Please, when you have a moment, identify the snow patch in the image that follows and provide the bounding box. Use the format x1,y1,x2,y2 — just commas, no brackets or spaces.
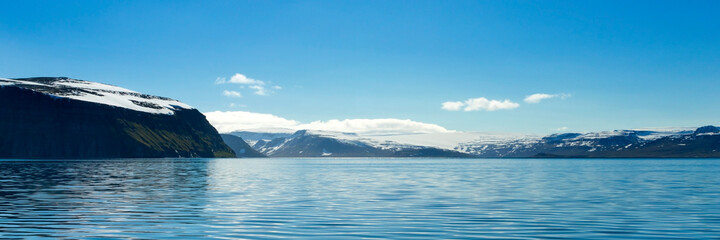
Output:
0,78,193,115
321,148,333,156
0,79,15,86
698,132,720,136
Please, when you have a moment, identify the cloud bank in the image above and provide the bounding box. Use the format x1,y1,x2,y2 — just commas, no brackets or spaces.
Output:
442,97,519,112
297,119,451,134
204,111,452,134
524,93,570,103
204,111,301,133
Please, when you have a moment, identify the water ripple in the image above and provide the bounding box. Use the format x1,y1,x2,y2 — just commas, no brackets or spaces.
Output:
1,158,719,239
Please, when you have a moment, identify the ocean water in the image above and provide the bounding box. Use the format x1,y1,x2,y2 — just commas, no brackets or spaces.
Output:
1,158,719,239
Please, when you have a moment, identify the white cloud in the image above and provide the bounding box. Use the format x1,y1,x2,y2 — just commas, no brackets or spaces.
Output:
222,90,242,98
203,111,452,134
441,101,464,111
298,119,451,134
464,98,519,111
249,85,268,96
204,111,301,133
215,73,281,96
442,97,519,112
524,93,553,103
555,126,569,131
228,73,264,85
524,93,571,104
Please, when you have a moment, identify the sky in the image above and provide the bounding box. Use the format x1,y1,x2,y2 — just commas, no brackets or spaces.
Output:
2,0,719,134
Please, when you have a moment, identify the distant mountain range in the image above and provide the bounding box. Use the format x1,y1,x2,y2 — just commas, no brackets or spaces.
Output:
2,77,717,159
226,126,720,158
0,77,234,159
222,130,470,157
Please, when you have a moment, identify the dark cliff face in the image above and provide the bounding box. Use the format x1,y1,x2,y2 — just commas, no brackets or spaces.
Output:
0,80,235,159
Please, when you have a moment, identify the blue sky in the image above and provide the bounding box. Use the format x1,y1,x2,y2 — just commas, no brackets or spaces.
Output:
2,0,719,134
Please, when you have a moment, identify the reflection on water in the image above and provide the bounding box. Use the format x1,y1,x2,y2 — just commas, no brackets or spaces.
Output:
1,158,719,239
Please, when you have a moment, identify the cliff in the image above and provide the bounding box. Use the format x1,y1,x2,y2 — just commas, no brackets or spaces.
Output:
0,77,235,159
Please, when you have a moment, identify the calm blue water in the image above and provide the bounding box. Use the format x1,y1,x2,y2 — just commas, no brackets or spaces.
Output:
1,158,719,239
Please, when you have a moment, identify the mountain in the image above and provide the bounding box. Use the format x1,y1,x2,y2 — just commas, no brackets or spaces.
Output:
455,127,718,158
508,128,719,158
220,134,265,158
465,129,688,158
0,77,235,159
231,130,472,157
228,127,719,158
594,126,720,158
229,130,293,147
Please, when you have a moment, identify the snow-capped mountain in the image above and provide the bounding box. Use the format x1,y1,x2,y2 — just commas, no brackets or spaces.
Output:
231,130,471,157
597,126,720,158
228,126,718,158
456,128,699,157
0,77,234,159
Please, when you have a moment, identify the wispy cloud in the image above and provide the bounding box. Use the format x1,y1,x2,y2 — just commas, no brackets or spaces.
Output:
555,126,569,131
215,73,280,96
442,97,519,112
249,85,267,96
228,103,246,108
222,90,242,98
203,111,452,134
524,93,571,104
